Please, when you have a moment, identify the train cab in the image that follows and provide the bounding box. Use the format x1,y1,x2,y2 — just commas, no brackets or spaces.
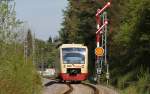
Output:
59,44,88,81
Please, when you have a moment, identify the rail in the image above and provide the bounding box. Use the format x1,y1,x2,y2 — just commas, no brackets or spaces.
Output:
44,79,99,94
81,83,99,94
63,83,73,94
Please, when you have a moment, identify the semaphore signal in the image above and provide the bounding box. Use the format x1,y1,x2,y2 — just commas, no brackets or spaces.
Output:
95,1,111,85
96,20,108,34
96,2,111,16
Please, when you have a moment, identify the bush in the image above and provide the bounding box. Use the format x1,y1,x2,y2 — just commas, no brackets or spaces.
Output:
121,69,150,94
0,44,42,94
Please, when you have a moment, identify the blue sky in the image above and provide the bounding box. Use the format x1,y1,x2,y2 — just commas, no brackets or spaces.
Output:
15,0,68,41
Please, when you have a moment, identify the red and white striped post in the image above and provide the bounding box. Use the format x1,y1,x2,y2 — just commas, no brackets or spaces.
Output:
96,1,110,47
95,1,110,84
96,2,111,16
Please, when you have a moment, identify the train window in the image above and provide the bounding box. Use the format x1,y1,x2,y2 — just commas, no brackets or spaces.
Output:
63,53,85,64
62,48,86,52
62,48,86,64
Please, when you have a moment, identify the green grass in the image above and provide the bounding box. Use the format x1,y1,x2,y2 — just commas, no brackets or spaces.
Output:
120,69,150,94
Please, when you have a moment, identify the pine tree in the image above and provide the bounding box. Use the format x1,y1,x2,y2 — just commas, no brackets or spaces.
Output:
27,29,33,57
48,36,52,43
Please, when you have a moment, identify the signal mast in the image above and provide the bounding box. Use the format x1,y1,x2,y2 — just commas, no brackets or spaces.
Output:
95,1,111,84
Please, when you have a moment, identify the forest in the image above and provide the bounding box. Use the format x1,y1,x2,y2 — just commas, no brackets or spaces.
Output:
59,0,150,93
0,0,150,94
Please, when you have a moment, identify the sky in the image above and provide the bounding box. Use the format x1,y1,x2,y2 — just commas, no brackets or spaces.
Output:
15,0,68,41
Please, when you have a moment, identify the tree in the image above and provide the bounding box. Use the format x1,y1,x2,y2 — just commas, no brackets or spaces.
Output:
59,1,150,92
27,29,32,57
109,1,150,91
59,0,104,76
48,36,52,43
0,0,42,93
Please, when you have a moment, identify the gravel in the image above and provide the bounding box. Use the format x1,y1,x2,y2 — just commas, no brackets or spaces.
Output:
70,84,94,94
43,84,69,94
42,78,119,94
95,85,119,94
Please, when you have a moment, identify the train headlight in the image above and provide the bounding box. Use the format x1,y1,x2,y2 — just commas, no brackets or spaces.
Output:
82,65,84,68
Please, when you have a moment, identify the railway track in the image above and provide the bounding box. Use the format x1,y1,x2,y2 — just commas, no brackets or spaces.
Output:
44,80,99,94
81,83,99,94
63,83,99,94
63,83,73,94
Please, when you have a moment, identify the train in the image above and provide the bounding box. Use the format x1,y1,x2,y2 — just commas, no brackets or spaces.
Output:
58,44,88,81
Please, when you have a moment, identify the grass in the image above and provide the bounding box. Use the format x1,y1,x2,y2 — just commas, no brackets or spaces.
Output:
120,69,150,94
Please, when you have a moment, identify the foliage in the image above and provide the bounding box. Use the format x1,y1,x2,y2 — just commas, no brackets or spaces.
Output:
59,0,150,93
121,69,150,94
27,29,33,57
0,1,42,94
109,0,150,93
59,0,103,76
0,44,41,94
34,38,58,70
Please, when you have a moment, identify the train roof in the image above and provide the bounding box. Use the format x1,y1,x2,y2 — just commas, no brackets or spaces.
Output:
60,44,87,48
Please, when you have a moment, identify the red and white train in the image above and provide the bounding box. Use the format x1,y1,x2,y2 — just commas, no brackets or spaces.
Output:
59,44,88,81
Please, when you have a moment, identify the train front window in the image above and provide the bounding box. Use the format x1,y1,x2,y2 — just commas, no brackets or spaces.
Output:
62,48,86,64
